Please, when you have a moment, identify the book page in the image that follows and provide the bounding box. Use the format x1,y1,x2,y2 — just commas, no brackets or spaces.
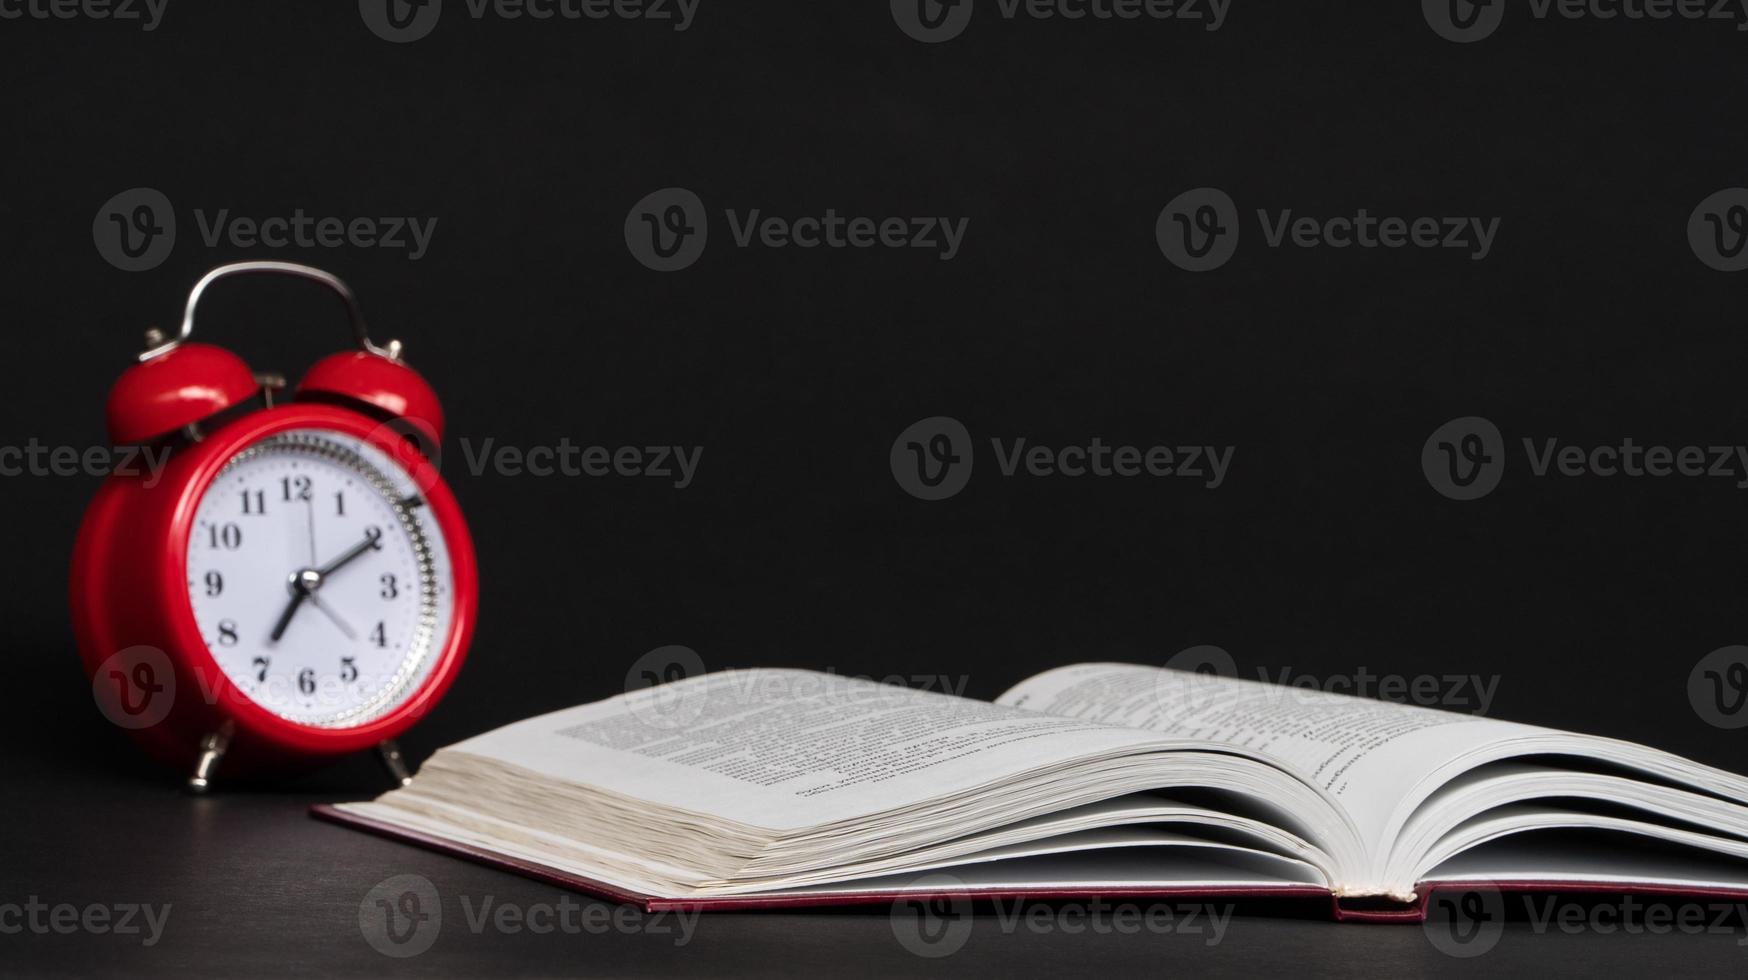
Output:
997,663,1544,851
442,669,1183,831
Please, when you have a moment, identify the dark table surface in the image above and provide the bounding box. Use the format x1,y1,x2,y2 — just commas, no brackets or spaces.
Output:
10,700,1748,980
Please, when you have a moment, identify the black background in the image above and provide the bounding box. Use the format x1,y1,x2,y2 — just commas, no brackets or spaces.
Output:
5,1,1748,975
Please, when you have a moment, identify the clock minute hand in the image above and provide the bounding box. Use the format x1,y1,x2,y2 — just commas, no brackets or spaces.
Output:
316,528,382,578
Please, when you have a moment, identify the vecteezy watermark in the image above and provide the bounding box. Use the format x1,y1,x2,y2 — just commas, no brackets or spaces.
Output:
0,0,168,30
1690,646,1748,730
1425,0,1748,44
625,187,969,272
1421,416,1505,501
1422,416,1748,501
90,642,454,729
888,875,1232,957
358,874,700,957
1690,188,1748,272
621,645,974,729
359,0,698,42
890,0,1228,44
0,439,172,487
455,438,702,489
92,188,176,272
0,897,171,947
1423,882,1748,957
1156,187,1500,271
1422,884,1506,957
890,416,1233,501
1162,645,1501,714
93,188,438,271
91,646,177,730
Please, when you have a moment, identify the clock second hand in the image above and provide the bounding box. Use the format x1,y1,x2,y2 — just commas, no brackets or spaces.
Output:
305,592,357,641
305,493,318,566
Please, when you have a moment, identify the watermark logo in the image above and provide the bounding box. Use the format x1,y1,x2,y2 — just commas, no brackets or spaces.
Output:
362,0,695,41
364,417,445,497
1423,884,1505,958
87,640,449,727
1690,188,1748,272
1422,416,1505,501
891,417,1234,500
624,644,709,729
1,439,172,486
1156,187,1239,271
1422,416,1748,500
91,646,175,730
617,648,974,731
456,438,702,488
889,874,1235,957
626,187,709,271
1163,643,1240,678
94,188,438,270
1157,188,1500,269
891,416,975,500
1689,646,1748,729
94,188,175,272
359,0,442,42
893,0,1228,41
1158,645,1502,715
0,0,167,30
360,874,442,958
363,421,703,490
1427,0,1748,41
627,187,968,269
1161,643,1241,712
0,897,171,946
889,876,974,957
1425,886,1748,955
1423,0,1504,42
891,0,974,42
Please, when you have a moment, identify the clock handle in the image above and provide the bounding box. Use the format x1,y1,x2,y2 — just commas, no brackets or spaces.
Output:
141,261,397,363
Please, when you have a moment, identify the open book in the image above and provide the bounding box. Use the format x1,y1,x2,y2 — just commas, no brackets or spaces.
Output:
316,664,1748,920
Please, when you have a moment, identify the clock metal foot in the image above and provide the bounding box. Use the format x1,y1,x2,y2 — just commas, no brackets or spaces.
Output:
378,740,414,787
186,724,233,794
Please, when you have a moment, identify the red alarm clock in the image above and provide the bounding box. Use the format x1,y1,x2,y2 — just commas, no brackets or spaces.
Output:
71,262,477,791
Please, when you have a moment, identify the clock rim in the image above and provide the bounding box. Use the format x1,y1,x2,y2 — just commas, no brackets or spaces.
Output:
73,402,478,767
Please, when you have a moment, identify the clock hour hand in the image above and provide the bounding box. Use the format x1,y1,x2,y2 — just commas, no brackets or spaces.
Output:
315,527,383,578
268,591,306,643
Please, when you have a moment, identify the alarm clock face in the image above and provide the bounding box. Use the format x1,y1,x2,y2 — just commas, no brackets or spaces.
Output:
184,429,457,728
